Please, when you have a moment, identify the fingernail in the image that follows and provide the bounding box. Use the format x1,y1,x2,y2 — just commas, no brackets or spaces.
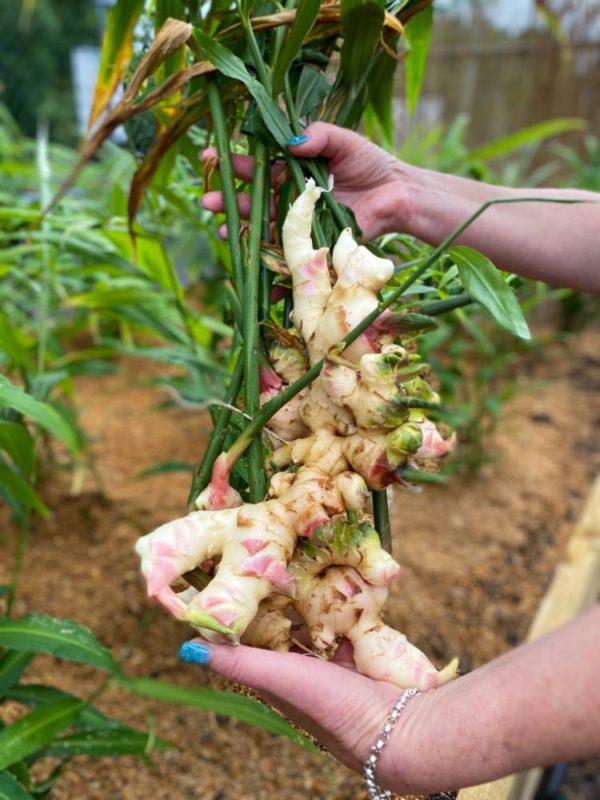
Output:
179,641,211,666
286,134,309,147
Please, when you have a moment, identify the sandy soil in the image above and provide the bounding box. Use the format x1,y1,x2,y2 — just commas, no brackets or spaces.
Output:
1,327,598,799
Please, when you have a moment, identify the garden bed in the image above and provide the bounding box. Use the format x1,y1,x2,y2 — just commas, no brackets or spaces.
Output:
2,325,599,800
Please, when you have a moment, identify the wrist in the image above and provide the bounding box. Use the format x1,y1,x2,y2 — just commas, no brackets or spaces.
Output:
384,160,425,238
374,683,448,796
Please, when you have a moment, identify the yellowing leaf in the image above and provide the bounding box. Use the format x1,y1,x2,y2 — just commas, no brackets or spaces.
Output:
89,0,146,129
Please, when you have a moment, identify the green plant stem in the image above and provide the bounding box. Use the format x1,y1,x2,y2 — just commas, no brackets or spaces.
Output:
244,143,269,501
181,567,211,591
282,73,351,236
422,292,472,316
260,157,272,322
223,196,582,466
372,491,391,553
401,468,447,484
241,13,272,89
206,79,245,302
188,354,244,506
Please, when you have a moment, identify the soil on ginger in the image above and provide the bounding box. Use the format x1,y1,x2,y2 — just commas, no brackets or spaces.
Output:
1,327,599,800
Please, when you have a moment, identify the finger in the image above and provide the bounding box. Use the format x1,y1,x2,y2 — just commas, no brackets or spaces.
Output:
202,191,277,225
202,148,286,184
201,190,252,218
286,121,366,162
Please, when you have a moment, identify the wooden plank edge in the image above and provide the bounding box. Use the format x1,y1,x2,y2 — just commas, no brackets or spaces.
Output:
456,475,600,800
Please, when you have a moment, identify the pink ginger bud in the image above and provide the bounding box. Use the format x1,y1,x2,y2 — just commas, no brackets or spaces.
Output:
195,453,242,510
416,420,456,459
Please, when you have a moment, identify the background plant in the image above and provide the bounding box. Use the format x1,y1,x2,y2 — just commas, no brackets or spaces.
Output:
1,0,598,791
0,105,308,794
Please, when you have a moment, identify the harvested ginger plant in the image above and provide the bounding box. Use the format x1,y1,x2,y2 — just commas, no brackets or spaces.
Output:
136,179,457,691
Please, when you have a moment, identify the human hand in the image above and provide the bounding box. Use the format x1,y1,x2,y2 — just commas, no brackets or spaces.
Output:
201,122,416,241
179,637,424,785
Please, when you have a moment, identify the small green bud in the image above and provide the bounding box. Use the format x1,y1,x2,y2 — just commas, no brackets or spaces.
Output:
386,423,423,465
403,377,440,403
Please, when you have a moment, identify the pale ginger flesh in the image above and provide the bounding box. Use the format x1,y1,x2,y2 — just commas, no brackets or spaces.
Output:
136,178,456,690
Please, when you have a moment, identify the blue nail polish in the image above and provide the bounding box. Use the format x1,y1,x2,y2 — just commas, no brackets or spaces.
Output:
286,134,309,147
180,641,211,666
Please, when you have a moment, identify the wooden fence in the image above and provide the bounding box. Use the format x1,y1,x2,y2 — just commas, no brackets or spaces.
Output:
399,35,600,151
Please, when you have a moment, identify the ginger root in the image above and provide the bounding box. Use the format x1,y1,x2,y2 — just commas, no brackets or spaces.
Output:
136,179,456,691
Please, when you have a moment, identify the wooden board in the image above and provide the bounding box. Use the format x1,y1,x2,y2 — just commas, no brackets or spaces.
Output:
456,475,600,800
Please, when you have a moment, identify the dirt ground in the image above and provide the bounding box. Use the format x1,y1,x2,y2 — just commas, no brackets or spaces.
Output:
1,327,599,799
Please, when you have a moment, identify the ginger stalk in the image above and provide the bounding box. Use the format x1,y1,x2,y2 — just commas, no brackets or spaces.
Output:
136,178,457,690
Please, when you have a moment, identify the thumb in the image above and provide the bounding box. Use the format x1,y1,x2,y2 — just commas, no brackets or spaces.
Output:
287,121,366,162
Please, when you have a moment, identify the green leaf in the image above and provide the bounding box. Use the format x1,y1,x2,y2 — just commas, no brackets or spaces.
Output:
366,49,397,147
0,700,82,772
136,461,195,479
272,0,321,96
90,0,147,127
295,66,330,118
0,378,81,454
340,0,385,85
5,685,121,731
0,652,34,695
0,616,117,673
117,677,316,751
468,118,587,162
0,772,34,800
0,315,34,370
68,286,173,309
0,464,48,517
44,727,170,757
404,5,433,115
449,246,531,340
192,30,293,147
0,422,35,477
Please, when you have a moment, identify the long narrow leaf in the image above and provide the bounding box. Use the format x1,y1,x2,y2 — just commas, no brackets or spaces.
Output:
0,377,81,454
89,0,146,127
0,464,48,517
0,615,117,673
404,5,433,115
0,772,33,800
340,0,385,85
117,676,316,751
192,29,293,146
44,727,170,757
0,700,82,772
449,246,531,340
272,0,321,96
0,421,34,477
5,685,122,731
469,118,587,162
0,651,33,695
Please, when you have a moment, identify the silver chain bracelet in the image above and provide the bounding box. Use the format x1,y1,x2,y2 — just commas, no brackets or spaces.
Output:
363,688,421,800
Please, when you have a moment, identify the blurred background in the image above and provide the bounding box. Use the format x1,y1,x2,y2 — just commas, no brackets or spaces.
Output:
2,0,600,161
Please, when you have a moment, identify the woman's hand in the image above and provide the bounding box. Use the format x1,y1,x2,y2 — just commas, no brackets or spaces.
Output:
179,607,600,795
201,121,416,241
285,123,415,239
179,637,415,778
202,120,600,291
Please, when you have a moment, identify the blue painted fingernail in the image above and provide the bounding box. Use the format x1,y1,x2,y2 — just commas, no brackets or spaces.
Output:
180,641,211,666
286,134,309,146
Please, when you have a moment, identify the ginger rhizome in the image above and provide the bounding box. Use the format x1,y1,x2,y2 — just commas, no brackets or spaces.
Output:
136,179,457,691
